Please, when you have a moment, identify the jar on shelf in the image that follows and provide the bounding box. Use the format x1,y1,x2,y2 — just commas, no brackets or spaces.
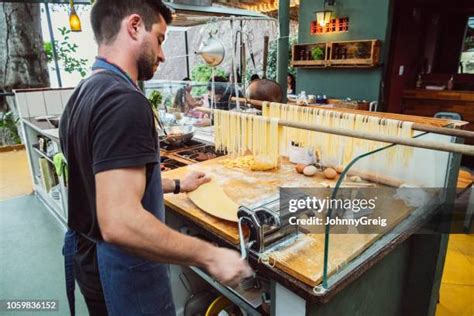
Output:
300,49,306,60
341,48,347,59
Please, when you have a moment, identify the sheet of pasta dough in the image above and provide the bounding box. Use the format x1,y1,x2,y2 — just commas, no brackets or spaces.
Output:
187,180,239,222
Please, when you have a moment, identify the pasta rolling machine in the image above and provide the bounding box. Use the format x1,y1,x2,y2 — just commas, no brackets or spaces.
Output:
237,193,319,257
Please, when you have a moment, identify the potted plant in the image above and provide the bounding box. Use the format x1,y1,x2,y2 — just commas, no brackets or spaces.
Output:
148,90,162,113
311,46,325,60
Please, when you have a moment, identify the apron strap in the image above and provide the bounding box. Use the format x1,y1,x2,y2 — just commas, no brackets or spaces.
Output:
63,229,77,316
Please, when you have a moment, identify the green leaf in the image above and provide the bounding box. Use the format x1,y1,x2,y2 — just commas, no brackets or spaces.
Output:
44,26,89,78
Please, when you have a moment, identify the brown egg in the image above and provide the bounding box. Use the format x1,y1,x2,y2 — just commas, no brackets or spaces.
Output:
335,165,345,173
323,168,338,179
295,164,307,174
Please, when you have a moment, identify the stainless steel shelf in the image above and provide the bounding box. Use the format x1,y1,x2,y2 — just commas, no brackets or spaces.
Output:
32,147,55,164
189,266,263,316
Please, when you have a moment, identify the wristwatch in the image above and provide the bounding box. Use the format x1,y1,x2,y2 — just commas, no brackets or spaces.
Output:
173,179,181,194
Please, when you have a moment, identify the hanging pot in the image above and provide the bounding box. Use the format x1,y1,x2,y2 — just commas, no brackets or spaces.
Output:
246,35,283,103
195,35,225,67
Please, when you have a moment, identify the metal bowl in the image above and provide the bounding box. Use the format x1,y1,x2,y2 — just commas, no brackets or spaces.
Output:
159,125,196,146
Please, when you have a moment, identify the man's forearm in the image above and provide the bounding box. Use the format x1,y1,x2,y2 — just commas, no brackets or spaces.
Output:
162,178,176,193
103,205,214,268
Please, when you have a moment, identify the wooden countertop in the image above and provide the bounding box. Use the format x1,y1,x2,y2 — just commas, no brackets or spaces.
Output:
162,155,471,294
403,89,474,102
163,156,343,245
458,169,473,196
162,156,418,288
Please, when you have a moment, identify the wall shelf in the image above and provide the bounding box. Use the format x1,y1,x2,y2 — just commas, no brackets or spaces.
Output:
291,39,381,68
32,146,55,164
291,43,328,68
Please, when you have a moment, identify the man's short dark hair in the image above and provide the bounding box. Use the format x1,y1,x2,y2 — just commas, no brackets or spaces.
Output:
250,74,260,81
91,0,173,44
207,76,228,95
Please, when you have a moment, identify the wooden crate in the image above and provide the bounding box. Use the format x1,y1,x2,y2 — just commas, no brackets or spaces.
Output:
328,39,381,67
291,39,381,69
291,42,328,68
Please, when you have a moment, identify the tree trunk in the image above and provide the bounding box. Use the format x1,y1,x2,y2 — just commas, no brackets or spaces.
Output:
0,3,50,145
0,3,50,96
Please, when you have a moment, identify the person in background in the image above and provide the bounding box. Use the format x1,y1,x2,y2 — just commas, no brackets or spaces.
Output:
194,75,244,126
173,77,200,113
229,67,242,84
209,76,232,110
208,75,244,110
250,74,260,82
287,73,296,95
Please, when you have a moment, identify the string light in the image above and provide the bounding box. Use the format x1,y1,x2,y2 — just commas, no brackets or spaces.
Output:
242,0,300,13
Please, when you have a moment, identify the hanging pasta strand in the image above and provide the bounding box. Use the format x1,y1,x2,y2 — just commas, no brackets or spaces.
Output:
214,109,280,170
216,102,417,172
342,113,356,165
258,102,416,168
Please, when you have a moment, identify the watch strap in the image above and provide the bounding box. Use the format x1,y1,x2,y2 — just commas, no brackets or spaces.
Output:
173,179,181,194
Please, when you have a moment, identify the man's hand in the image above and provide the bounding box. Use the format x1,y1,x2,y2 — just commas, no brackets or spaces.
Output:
181,171,211,192
204,247,253,287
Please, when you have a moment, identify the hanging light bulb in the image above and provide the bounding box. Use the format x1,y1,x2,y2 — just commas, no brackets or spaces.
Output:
315,9,332,27
69,0,82,32
314,0,334,27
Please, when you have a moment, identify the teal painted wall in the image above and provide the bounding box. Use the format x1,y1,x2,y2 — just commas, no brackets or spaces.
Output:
297,0,391,101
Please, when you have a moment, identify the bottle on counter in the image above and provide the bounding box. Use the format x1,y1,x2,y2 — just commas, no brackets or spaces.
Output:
447,75,454,90
322,94,328,104
316,95,323,104
297,91,308,105
416,74,423,89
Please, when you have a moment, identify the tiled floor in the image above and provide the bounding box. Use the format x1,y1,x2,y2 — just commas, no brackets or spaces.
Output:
0,149,472,315
436,233,474,316
0,149,32,200
0,195,88,316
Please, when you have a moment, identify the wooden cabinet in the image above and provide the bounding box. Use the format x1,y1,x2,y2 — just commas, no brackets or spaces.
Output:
291,39,381,68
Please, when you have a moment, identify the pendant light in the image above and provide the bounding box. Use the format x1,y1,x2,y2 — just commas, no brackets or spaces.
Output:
314,0,333,27
69,0,82,32
315,9,333,27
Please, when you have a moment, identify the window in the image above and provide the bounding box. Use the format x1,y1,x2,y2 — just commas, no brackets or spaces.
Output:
459,16,474,74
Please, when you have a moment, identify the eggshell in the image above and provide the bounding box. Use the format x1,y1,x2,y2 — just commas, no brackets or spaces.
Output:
295,164,307,174
349,175,363,182
303,165,318,176
323,168,338,179
335,165,345,173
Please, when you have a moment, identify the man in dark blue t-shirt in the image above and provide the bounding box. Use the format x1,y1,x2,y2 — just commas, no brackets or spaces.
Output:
59,1,252,315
